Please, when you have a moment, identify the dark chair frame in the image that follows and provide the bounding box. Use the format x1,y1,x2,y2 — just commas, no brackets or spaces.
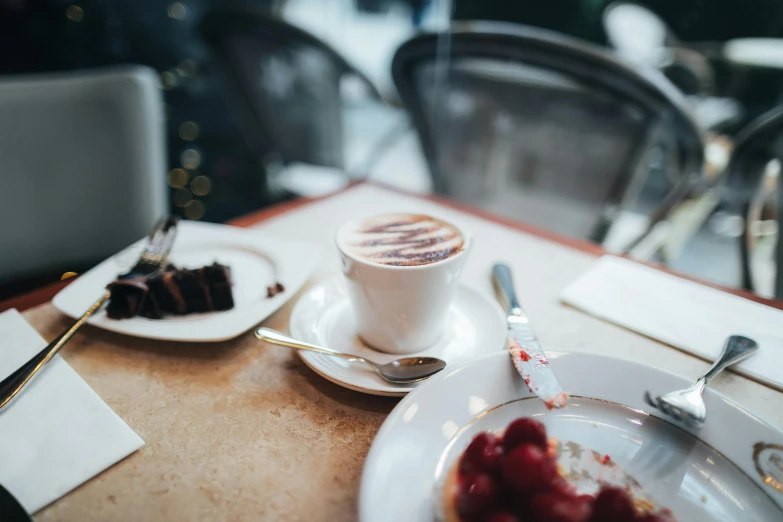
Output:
200,3,382,171
729,105,783,298
392,21,704,243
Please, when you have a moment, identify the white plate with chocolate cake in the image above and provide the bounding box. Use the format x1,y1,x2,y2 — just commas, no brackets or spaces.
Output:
52,221,318,342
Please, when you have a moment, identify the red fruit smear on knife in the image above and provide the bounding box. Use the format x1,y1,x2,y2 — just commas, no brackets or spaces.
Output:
508,340,569,408
509,339,532,361
544,393,569,410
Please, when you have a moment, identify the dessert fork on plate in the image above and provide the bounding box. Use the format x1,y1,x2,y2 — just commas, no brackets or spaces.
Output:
0,217,179,413
644,335,758,428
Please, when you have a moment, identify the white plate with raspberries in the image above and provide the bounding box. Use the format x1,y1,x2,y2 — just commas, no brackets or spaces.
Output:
360,351,783,522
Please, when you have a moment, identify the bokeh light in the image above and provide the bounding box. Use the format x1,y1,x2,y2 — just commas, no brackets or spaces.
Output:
180,148,201,169
66,5,84,22
167,2,188,20
167,168,189,188
160,71,178,90
184,200,205,220
191,175,212,196
179,121,200,141
177,59,198,78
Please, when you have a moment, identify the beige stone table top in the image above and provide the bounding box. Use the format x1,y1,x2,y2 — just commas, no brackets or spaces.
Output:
21,184,783,522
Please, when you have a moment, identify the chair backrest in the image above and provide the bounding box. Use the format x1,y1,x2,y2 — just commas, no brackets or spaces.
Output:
729,105,783,298
0,65,167,292
200,5,381,170
392,22,704,242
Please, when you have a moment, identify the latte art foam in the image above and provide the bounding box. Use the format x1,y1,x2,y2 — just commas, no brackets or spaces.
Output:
343,214,465,266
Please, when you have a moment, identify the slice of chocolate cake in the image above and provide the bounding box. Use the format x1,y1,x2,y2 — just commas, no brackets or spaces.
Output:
146,265,187,315
106,278,149,319
200,262,234,311
175,268,211,313
137,289,164,319
106,262,234,320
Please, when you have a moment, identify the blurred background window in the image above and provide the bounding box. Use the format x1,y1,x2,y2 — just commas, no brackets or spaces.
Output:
1,0,783,298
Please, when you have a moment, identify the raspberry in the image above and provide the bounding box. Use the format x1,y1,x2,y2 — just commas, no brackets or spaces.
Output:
456,472,500,518
460,432,504,476
590,487,636,521
501,444,556,492
482,510,521,522
548,475,578,498
531,492,592,522
503,418,548,451
637,514,674,522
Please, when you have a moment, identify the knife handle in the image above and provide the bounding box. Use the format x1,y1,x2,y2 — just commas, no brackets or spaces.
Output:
0,291,111,412
492,263,521,313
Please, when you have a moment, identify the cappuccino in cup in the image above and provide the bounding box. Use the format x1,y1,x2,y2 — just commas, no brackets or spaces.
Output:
337,213,471,354
339,214,465,267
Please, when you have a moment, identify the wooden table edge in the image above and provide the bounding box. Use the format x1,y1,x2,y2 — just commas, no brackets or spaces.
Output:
3,180,782,313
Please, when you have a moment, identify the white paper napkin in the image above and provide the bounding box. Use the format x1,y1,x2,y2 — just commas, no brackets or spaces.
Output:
0,309,144,513
561,255,783,391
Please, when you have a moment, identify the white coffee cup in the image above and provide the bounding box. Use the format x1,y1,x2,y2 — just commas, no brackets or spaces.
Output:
336,213,471,354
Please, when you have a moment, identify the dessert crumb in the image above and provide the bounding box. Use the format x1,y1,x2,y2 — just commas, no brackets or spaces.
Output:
266,282,285,298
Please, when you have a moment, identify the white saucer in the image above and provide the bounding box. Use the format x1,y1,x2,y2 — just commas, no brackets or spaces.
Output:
289,276,507,396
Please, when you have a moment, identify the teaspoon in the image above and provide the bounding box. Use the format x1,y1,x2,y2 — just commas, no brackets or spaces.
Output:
254,328,446,384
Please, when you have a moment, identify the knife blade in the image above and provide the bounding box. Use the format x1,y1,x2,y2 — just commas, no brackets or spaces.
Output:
492,263,567,409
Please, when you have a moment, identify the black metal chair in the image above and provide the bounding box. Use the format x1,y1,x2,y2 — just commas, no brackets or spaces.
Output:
392,22,704,244
728,105,783,298
200,4,382,174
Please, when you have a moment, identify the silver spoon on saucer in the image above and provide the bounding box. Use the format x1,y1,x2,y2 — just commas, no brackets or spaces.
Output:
254,328,447,384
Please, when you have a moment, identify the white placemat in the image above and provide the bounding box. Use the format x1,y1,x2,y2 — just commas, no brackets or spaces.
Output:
0,309,144,513
561,255,783,391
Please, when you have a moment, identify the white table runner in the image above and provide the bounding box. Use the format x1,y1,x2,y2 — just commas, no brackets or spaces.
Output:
561,256,783,391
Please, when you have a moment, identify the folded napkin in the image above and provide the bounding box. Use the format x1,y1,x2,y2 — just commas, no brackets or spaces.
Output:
561,256,783,392
0,309,143,513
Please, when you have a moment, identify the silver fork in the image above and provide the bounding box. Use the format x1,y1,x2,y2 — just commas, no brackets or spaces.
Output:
644,335,759,428
0,217,179,412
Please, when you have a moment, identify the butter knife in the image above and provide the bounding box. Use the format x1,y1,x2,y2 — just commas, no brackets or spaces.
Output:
492,263,567,409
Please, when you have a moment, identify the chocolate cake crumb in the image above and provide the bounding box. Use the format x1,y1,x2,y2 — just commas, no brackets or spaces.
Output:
266,282,285,298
